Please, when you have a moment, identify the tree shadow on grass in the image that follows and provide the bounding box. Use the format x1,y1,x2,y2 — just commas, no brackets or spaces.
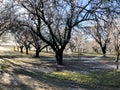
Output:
2,60,96,90
21,59,117,73
0,50,35,59
12,66,120,90
0,82,33,90
1,58,120,90
0,51,120,90
12,67,97,90
0,72,33,90
0,54,31,59
2,55,118,74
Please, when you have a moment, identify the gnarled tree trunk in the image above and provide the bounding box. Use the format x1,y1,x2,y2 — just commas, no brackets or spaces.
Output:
55,51,63,65
102,46,106,57
35,49,40,57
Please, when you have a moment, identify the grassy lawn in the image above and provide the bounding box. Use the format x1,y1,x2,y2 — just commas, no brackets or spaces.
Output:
45,70,120,87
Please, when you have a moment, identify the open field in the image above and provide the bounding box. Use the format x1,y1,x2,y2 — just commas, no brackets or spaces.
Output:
0,46,119,90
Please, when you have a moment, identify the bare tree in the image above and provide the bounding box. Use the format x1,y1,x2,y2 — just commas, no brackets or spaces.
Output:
0,1,15,35
14,31,24,53
84,2,112,56
85,19,111,57
30,30,48,57
22,29,32,54
84,0,120,57
16,0,102,65
13,26,32,54
110,20,120,62
70,29,87,56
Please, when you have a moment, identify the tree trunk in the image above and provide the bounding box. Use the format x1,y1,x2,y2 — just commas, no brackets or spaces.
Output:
116,62,119,69
102,47,106,57
20,46,23,53
99,43,107,57
55,51,63,65
26,47,29,54
35,49,40,57
78,48,80,58
116,52,120,62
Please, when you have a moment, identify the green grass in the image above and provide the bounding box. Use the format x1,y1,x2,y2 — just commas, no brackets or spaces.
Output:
46,71,92,83
46,71,120,87
91,71,120,86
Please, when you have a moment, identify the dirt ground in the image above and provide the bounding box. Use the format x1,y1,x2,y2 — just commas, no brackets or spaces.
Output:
0,46,119,90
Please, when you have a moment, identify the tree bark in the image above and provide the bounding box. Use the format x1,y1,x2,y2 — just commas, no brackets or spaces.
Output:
25,47,29,54
20,46,23,53
116,52,120,62
35,49,40,57
55,51,63,65
102,47,106,57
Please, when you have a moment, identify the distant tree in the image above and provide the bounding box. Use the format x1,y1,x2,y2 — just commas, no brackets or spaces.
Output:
0,1,15,36
91,41,100,54
13,26,32,54
22,29,32,54
65,41,76,53
14,31,24,53
110,20,120,62
84,0,118,56
70,30,87,56
85,18,111,57
30,30,48,57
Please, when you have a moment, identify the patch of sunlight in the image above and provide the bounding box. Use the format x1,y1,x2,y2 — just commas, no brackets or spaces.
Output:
12,58,39,63
46,71,120,87
0,73,12,85
46,71,92,83
18,74,54,90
